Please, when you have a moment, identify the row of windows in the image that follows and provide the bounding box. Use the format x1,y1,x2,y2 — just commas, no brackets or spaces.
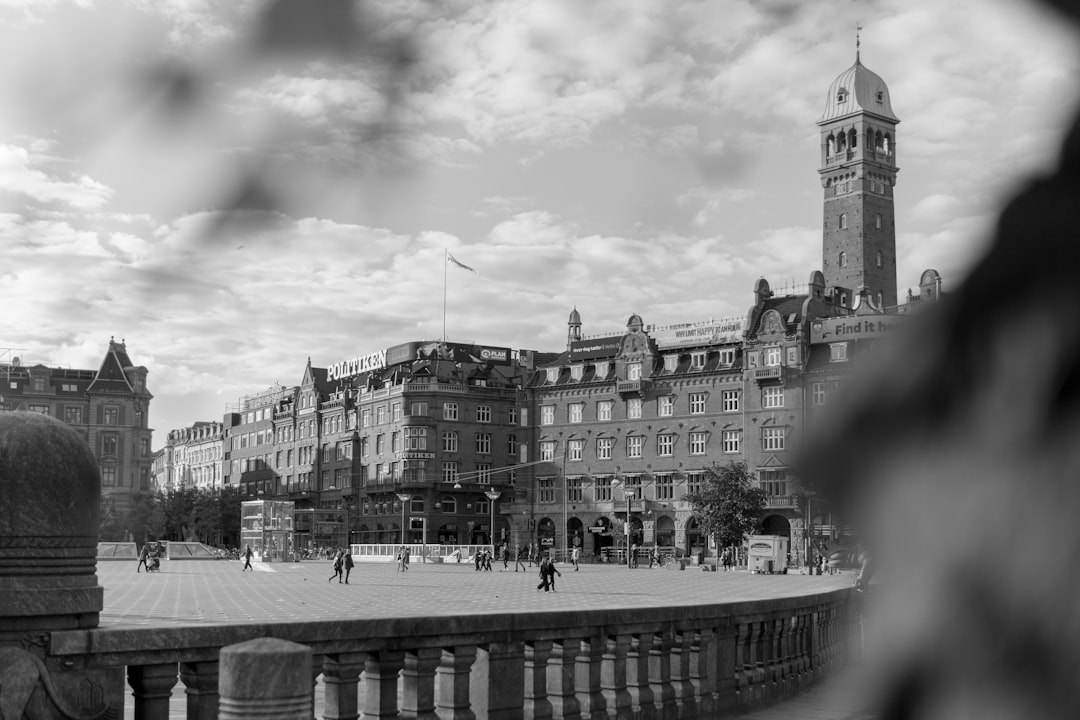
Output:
538,427,785,460
836,212,884,231
539,471,790,504
541,391,739,426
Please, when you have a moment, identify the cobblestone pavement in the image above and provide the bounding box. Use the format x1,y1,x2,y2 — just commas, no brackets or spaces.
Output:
101,559,853,627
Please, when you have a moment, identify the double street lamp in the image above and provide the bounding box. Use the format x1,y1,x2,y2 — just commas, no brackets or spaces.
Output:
610,478,636,569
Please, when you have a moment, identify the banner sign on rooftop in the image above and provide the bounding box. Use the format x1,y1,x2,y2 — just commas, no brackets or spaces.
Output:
650,319,745,349
809,315,902,344
569,336,623,361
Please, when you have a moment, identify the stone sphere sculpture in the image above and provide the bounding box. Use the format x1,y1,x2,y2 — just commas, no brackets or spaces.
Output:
0,411,103,636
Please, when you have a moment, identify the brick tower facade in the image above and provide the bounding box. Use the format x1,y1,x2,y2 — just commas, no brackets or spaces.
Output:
818,46,900,310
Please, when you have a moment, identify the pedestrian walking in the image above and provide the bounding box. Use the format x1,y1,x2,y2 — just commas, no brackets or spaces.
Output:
514,544,527,572
329,549,344,583
242,544,254,572
721,547,733,571
343,550,354,584
630,543,639,568
649,547,659,569
537,557,562,592
403,545,410,571
502,543,509,570
571,546,580,571
529,544,538,567
137,543,149,573
474,548,482,571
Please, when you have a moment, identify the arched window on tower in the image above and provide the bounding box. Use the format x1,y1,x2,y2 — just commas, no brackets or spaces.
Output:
827,134,835,155
839,213,848,230
875,214,882,230
883,134,892,155
848,129,857,149
876,251,883,268
877,291,884,307
839,251,847,267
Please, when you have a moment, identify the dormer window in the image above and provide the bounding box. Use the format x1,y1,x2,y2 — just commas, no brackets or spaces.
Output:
691,352,707,370
876,90,884,103
836,88,848,103
626,362,642,381
545,367,559,383
595,361,610,378
570,365,583,381
663,355,679,372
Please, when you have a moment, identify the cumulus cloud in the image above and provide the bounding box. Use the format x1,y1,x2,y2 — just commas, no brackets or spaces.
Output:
0,144,113,210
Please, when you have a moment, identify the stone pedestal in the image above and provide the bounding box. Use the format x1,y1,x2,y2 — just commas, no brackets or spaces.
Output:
0,411,103,636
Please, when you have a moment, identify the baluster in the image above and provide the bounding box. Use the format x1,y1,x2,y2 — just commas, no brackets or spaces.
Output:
648,630,675,720
751,621,767,705
128,662,178,720
575,635,606,720
795,614,810,684
599,634,631,718
547,638,581,720
688,628,715,718
778,617,794,698
218,638,311,720
714,623,737,713
765,618,782,701
436,645,477,720
733,622,750,706
625,634,655,719
324,652,366,720
312,654,326,719
401,648,441,720
179,660,218,720
361,650,405,719
666,630,692,720
523,640,553,720
808,610,821,681
470,642,523,720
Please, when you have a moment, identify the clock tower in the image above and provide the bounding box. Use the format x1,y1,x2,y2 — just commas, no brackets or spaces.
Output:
818,43,900,310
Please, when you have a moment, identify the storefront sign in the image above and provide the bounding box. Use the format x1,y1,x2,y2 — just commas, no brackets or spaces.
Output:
327,350,387,381
396,451,435,460
650,318,744,349
809,315,902,344
569,336,622,361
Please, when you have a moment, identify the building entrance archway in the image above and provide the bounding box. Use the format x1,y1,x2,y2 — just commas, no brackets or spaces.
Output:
654,515,675,548
567,517,584,552
761,514,791,538
685,517,704,558
536,517,556,552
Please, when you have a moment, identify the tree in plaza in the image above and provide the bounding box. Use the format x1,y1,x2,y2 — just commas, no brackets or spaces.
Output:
98,497,126,541
684,462,768,550
218,486,242,548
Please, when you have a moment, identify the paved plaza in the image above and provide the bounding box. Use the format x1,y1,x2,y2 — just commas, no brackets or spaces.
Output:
99,558,853,627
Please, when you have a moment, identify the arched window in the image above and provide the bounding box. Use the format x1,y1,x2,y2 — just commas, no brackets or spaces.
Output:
883,134,891,154
876,251,883,267
839,251,847,267
876,291,884,307
442,496,456,513
848,128,857,149
875,214,882,230
827,134,835,155
839,213,848,230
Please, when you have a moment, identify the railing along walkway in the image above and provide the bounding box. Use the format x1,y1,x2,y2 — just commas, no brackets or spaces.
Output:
50,589,854,719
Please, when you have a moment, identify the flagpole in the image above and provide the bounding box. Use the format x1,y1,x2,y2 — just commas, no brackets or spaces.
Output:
442,249,448,345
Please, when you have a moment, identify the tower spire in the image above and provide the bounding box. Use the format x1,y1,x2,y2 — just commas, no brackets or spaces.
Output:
856,23,862,63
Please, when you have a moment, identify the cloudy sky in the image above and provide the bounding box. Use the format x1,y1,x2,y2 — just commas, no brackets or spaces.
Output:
2,0,1078,443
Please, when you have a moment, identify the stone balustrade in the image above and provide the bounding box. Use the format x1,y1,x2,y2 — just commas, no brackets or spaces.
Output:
46,588,852,719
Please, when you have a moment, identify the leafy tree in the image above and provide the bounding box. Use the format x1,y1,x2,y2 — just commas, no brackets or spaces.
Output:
98,497,126,541
684,462,767,550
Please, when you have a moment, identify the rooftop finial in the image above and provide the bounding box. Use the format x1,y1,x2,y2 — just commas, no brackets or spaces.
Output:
856,23,862,63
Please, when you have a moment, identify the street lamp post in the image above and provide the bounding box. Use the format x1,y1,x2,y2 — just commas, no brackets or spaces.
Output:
484,489,501,552
397,493,412,546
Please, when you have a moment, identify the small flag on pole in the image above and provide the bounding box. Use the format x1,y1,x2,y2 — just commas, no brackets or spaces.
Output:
446,251,478,274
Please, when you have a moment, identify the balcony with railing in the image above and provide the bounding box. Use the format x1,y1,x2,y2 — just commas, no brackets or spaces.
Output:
752,366,783,382
616,378,651,397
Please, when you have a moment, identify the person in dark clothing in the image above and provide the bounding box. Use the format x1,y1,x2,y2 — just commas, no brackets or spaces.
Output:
502,544,509,570
537,557,562,592
343,550,354,584
474,549,482,571
242,544,253,571
515,544,527,572
137,543,149,573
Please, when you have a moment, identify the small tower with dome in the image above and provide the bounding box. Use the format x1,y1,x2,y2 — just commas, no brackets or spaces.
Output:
566,307,582,350
818,32,900,310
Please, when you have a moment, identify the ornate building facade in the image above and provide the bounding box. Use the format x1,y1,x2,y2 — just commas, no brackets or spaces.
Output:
0,338,153,511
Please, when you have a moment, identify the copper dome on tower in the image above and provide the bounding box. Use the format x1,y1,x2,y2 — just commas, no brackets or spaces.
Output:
818,56,899,125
